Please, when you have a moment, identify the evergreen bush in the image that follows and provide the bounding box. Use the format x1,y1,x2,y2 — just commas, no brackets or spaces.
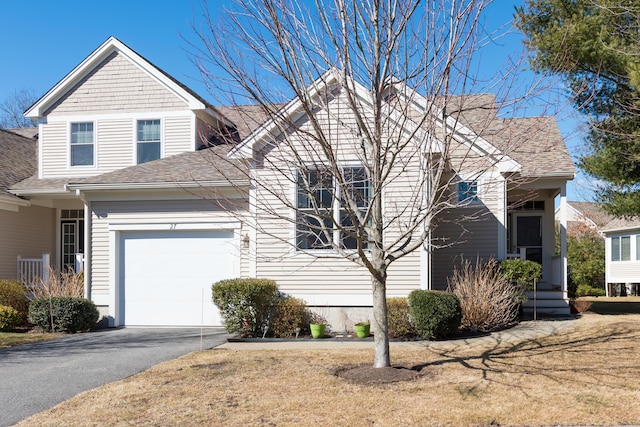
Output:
0,279,29,324
387,297,416,338
272,296,308,337
28,297,99,333
212,278,279,337
0,305,21,331
408,290,461,339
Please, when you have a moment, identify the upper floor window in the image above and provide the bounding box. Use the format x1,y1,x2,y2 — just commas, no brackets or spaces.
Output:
296,167,370,250
70,122,94,166
458,180,478,203
611,235,631,261
137,119,161,164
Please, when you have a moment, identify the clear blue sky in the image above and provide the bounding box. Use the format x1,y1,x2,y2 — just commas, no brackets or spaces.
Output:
0,0,594,201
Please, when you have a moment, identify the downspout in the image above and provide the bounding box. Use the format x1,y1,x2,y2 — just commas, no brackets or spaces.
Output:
75,189,91,300
559,184,568,297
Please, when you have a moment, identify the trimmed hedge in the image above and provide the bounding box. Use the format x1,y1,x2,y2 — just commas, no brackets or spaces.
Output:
272,296,308,337
212,278,279,337
28,297,99,333
499,259,542,288
0,305,21,332
408,290,461,339
0,279,29,324
387,297,415,338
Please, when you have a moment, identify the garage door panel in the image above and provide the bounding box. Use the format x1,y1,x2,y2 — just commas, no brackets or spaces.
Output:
120,230,235,326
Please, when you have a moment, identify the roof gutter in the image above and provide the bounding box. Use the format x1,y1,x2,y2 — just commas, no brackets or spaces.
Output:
65,179,250,192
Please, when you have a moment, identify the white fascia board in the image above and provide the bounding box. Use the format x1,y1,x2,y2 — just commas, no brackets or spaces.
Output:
26,37,205,118
601,225,640,235
66,180,250,192
229,69,340,159
8,187,70,198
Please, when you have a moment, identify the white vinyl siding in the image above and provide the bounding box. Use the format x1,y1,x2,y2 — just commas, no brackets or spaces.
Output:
606,232,640,284
40,114,196,178
89,199,249,305
0,206,56,279
164,116,193,157
252,92,423,305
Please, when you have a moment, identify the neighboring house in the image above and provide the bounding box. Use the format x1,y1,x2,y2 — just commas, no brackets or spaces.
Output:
601,217,640,296
5,37,575,327
557,201,640,296
0,128,55,280
557,201,615,233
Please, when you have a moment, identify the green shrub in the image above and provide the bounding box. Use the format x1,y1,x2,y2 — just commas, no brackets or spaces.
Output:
0,279,29,324
499,259,542,289
272,296,308,337
408,290,461,339
387,297,416,338
576,283,606,297
28,297,99,333
0,305,21,331
212,278,279,337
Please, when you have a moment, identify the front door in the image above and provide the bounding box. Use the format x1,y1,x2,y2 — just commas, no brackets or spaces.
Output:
513,215,543,265
60,209,84,272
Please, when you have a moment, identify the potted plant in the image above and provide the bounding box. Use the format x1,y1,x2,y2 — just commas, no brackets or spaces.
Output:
308,311,326,339
354,321,370,338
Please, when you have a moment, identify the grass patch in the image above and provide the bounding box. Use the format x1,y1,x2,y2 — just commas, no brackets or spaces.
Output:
0,331,60,349
580,296,640,315
14,314,640,426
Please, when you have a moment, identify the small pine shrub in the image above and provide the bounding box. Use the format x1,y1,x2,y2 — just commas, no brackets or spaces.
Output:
0,305,21,331
272,296,308,337
408,290,461,339
387,297,416,338
212,278,279,337
0,279,29,324
576,284,606,297
28,297,99,333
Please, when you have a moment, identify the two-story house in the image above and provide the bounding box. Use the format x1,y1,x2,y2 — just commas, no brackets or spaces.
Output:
5,37,575,327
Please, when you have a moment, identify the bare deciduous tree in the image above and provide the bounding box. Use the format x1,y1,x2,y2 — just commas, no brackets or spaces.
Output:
0,89,39,129
189,0,558,368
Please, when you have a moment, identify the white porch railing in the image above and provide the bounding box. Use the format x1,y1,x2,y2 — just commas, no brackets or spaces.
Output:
17,254,50,288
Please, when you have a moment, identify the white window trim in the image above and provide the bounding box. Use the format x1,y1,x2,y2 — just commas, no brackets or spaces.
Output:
68,121,97,169
292,162,370,253
134,118,164,165
611,234,632,262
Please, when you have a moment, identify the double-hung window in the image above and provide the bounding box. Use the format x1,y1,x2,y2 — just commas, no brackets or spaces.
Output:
296,166,370,250
611,235,631,261
70,122,94,166
137,119,161,164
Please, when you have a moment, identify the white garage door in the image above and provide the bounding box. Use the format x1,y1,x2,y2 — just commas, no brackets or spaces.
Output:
119,230,236,326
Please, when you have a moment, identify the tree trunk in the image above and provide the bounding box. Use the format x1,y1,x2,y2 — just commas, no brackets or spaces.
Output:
371,273,390,368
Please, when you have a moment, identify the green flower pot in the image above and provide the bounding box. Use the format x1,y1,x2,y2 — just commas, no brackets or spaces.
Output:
310,323,326,339
354,322,370,338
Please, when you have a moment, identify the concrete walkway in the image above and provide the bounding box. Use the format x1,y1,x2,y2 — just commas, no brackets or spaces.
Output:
0,328,228,427
217,318,577,351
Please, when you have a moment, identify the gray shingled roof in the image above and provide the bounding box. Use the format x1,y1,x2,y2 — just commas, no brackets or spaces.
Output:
0,129,36,199
70,144,249,187
447,95,575,178
567,201,640,233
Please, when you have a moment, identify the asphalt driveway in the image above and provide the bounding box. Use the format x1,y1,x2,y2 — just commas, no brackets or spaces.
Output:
0,327,229,427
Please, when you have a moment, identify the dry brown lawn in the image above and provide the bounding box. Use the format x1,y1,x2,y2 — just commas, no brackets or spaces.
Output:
16,313,640,427
0,331,60,349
